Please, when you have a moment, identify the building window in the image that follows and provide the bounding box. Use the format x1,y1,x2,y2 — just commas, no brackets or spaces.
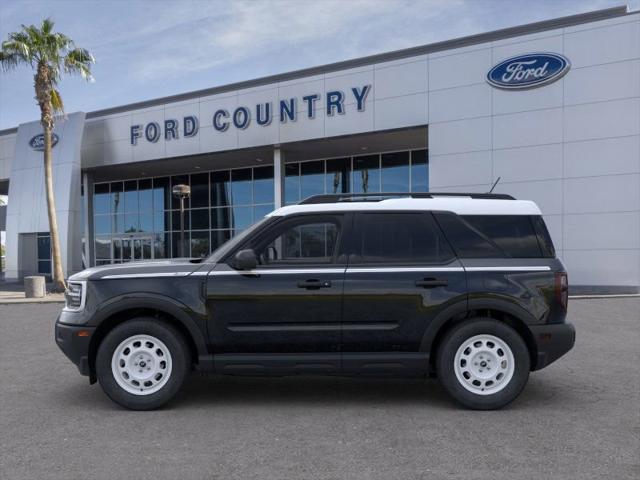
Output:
92,164,274,264
284,148,429,203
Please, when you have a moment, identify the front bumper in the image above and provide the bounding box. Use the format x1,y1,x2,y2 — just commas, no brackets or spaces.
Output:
55,319,95,376
529,322,576,371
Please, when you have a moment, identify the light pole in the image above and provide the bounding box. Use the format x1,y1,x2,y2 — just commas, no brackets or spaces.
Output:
172,184,191,258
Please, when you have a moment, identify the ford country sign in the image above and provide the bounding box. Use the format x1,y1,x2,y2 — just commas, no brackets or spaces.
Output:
487,53,570,90
29,133,59,151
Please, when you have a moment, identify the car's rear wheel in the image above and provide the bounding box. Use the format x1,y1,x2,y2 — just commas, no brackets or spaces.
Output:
436,318,530,410
96,318,191,410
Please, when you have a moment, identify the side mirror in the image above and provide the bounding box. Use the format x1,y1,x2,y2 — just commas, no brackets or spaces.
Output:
233,249,258,270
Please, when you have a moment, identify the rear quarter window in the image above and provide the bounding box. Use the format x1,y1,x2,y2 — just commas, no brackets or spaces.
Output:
434,213,554,258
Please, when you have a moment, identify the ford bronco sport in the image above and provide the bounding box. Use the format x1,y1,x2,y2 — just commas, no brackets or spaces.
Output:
56,192,575,410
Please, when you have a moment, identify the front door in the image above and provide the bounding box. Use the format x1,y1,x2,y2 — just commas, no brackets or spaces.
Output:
341,212,467,371
206,214,347,363
114,235,153,262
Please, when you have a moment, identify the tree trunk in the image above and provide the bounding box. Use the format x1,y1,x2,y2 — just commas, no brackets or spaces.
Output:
43,122,66,292
36,63,65,292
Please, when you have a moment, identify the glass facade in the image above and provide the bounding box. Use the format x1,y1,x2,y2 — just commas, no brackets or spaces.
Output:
91,149,427,264
284,149,428,204
93,166,274,264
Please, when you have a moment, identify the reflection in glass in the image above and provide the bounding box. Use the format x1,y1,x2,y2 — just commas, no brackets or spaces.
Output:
211,230,232,251
138,179,153,211
301,161,324,200
191,208,209,230
232,205,253,230
124,180,138,212
172,210,190,231
254,204,274,221
139,213,153,232
94,215,111,235
94,184,110,214
211,207,231,229
381,152,410,192
154,233,168,259
285,163,300,205
190,231,210,258
111,182,123,216
190,173,209,208
113,238,122,261
325,158,350,194
124,213,139,232
210,171,231,207
253,166,274,204
153,212,167,232
231,168,252,205
352,155,380,193
153,177,170,211
95,236,111,259
411,149,429,192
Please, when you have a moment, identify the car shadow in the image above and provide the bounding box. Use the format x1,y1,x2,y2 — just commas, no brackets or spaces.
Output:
54,371,578,412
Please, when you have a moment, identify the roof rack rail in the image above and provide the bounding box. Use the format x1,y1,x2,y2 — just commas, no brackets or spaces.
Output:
298,192,515,204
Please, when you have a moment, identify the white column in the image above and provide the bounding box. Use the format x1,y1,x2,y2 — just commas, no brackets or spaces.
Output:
82,172,94,268
273,147,285,208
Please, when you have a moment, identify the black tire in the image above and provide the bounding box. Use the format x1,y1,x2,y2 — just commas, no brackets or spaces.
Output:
436,318,530,410
96,318,191,410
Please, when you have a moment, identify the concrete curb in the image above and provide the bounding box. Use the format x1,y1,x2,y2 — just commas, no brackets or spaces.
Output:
0,296,65,305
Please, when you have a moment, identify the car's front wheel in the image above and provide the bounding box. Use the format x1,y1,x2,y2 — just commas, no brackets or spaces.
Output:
96,318,191,410
436,319,530,410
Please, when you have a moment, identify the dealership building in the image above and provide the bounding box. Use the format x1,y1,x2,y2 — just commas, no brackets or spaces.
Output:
0,5,639,293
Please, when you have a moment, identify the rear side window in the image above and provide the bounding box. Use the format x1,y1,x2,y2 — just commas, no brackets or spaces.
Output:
531,215,556,257
353,213,454,264
435,213,554,258
462,215,543,258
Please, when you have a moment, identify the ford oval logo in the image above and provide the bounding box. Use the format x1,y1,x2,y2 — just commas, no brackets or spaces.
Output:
487,53,570,90
29,133,59,151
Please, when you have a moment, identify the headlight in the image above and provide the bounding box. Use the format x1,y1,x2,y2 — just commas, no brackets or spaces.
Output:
64,281,86,311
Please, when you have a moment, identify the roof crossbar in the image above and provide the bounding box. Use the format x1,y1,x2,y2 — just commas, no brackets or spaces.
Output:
298,192,515,204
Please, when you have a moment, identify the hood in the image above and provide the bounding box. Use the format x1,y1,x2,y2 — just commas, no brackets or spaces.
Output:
68,259,206,281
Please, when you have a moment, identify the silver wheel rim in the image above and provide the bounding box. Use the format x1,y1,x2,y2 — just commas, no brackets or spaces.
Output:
111,334,173,396
453,334,515,395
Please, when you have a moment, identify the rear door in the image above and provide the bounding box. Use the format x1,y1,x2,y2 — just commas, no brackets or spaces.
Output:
341,212,467,366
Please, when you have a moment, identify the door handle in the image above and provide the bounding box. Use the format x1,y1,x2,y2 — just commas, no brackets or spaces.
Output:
297,279,332,290
415,278,448,288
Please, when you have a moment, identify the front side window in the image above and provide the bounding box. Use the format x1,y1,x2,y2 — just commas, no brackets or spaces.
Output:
353,213,454,264
252,216,342,265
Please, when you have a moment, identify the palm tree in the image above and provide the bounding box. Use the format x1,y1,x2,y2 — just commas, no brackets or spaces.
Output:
0,18,94,292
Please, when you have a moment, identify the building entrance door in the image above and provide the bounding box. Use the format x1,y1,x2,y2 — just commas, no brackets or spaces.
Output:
114,235,153,262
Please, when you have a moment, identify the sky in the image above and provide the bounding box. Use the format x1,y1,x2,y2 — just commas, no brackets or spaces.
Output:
0,0,636,130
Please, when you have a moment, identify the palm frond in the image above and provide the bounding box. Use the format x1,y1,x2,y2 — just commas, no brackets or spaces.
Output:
64,47,94,81
50,88,64,113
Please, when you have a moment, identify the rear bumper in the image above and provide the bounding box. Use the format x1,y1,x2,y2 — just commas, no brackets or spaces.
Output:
529,322,576,371
55,319,95,376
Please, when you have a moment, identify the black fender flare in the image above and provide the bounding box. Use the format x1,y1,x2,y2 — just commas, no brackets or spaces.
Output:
419,295,537,353
89,293,209,359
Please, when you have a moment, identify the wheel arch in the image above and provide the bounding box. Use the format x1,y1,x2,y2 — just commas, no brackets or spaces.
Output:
422,297,539,372
87,295,208,383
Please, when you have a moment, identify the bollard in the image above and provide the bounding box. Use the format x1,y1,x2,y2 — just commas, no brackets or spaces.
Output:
24,276,46,298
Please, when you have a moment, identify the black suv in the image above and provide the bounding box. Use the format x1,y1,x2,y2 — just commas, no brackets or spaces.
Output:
56,193,575,410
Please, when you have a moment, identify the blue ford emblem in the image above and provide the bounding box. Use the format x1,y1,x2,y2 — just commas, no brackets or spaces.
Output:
487,53,570,90
29,133,59,151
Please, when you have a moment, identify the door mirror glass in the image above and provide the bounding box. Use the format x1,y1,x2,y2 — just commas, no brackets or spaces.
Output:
233,249,258,270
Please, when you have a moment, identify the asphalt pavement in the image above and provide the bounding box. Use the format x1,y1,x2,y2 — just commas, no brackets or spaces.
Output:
0,298,638,480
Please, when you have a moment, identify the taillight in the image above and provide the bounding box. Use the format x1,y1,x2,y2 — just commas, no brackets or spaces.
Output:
555,271,568,311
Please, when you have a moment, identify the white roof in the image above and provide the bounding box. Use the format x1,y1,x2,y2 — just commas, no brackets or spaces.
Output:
269,197,542,217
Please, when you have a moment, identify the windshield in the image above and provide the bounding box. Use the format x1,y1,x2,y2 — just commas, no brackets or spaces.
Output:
205,217,272,264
